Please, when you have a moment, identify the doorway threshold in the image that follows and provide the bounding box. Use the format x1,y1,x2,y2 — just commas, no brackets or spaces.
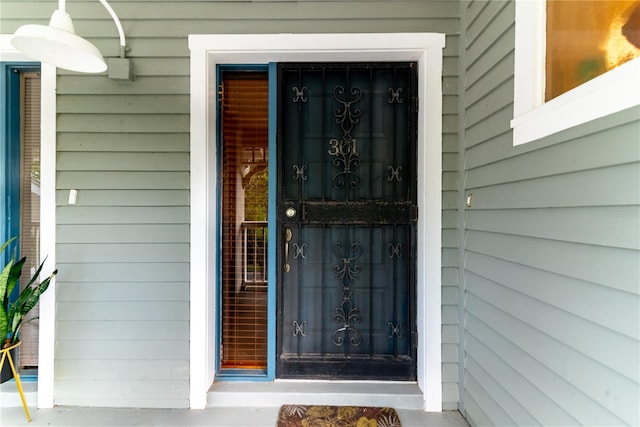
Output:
207,381,424,410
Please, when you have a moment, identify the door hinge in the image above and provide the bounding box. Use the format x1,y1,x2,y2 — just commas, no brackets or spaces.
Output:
412,331,418,348
218,84,224,102
411,205,418,222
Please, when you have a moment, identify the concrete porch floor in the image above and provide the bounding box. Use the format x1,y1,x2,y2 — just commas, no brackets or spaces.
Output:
1,381,469,426
1,406,469,426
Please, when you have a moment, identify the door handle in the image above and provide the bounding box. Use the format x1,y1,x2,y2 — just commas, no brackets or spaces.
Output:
284,227,292,272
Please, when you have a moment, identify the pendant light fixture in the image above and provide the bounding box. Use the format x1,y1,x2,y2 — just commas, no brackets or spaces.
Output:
11,0,133,80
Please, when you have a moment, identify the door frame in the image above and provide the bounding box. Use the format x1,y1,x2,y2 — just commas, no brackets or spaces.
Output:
188,33,445,410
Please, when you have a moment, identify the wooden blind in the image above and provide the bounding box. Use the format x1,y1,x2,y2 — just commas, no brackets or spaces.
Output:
19,71,41,368
220,72,269,370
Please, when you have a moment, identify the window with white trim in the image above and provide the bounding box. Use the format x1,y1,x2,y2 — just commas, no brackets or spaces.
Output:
511,0,640,146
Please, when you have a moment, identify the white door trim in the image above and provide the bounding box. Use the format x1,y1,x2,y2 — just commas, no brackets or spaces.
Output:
188,33,445,411
0,35,57,408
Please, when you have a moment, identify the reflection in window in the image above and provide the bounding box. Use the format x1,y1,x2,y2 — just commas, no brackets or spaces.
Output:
546,1,640,100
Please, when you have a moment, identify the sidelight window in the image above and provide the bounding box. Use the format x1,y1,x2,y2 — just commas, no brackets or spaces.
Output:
219,70,269,372
1,66,42,371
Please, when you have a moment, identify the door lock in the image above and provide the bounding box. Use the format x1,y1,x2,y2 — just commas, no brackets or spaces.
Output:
285,207,297,218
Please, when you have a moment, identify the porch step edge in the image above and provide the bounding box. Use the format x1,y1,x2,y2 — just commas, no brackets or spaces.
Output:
207,381,424,410
0,380,37,408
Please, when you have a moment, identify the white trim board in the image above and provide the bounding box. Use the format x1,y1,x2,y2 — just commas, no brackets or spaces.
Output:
0,34,57,409
188,33,445,411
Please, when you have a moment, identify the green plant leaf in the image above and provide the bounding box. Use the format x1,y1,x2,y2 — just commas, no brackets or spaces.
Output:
7,268,57,343
10,313,24,337
0,304,7,342
0,237,19,303
14,270,55,313
7,257,26,299
0,260,14,340
0,260,14,304
0,237,17,256
24,255,47,288
1,237,57,346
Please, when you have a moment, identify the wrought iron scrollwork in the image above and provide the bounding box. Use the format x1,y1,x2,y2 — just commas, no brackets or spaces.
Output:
388,87,404,104
328,86,362,189
293,242,307,259
293,164,308,181
292,86,307,103
388,322,402,338
292,321,307,337
332,242,362,347
388,243,403,259
387,165,403,182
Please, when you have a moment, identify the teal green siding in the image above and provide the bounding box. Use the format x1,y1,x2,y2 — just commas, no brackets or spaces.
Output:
1,0,462,409
460,1,639,426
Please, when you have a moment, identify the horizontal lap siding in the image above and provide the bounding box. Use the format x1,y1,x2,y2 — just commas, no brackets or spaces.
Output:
1,0,462,409
442,23,462,409
462,1,640,426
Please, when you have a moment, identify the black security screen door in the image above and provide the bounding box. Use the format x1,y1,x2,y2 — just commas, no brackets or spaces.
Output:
277,63,418,380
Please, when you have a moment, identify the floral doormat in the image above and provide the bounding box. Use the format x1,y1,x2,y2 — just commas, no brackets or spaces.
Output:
276,405,402,427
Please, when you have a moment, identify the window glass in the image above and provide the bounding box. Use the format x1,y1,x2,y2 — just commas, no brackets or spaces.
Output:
220,71,269,372
19,71,41,368
546,0,640,100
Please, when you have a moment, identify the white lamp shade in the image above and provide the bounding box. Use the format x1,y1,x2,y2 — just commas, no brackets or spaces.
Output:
11,10,107,73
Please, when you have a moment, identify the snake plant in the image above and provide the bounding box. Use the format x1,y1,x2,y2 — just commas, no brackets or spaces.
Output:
0,237,57,349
